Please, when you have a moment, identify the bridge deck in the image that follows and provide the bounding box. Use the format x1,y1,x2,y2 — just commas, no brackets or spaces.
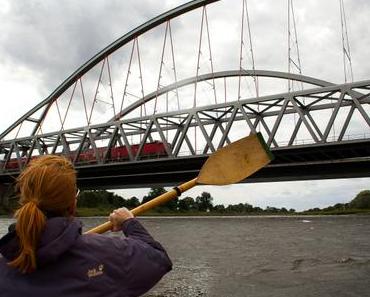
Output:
1,140,369,189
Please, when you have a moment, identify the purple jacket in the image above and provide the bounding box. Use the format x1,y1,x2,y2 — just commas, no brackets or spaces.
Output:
0,217,172,297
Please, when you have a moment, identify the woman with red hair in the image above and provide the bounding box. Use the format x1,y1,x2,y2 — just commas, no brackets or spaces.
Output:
0,155,172,296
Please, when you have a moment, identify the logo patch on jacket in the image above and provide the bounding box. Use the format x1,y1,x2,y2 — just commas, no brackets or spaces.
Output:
87,264,104,278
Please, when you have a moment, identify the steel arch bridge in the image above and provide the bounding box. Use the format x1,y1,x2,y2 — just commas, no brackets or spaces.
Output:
1,0,370,193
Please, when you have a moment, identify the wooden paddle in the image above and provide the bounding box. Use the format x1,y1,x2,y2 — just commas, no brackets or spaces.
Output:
85,132,273,234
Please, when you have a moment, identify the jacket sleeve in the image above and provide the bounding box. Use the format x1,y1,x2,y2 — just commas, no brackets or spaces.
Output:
121,218,168,253
119,218,173,296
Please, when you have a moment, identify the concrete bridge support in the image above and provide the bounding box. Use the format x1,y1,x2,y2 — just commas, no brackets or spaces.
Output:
0,183,16,209
0,183,9,208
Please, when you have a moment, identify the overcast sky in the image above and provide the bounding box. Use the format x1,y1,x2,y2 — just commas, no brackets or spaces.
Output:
0,0,369,211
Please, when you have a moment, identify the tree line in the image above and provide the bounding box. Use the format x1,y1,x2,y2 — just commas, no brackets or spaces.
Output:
77,187,296,214
77,187,370,215
303,190,370,214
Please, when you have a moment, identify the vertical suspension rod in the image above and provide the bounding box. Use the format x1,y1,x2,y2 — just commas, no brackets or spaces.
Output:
119,39,136,115
79,78,89,126
194,6,207,108
168,21,180,111
62,81,78,129
155,21,170,114
88,57,106,125
106,56,116,117
204,6,217,104
339,0,354,83
136,38,146,117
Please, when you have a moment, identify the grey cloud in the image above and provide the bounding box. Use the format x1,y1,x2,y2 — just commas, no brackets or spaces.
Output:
1,0,168,96
3,0,369,99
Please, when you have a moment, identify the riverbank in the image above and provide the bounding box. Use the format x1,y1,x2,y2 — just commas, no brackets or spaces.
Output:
75,207,370,217
1,206,369,218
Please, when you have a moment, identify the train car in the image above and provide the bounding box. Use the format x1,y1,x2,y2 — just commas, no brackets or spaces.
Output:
74,141,170,163
142,141,168,157
110,146,131,160
2,141,170,169
77,146,106,163
1,159,20,170
2,155,37,170
110,141,169,160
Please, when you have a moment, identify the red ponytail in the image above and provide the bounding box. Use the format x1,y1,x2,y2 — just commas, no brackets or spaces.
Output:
8,155,76,273
9,201,46,273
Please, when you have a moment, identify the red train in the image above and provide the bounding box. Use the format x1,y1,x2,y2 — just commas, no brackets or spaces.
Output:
1,141,169,170
76,141,168,163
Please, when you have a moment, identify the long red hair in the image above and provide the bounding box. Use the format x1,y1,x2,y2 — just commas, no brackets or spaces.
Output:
8,155,77,273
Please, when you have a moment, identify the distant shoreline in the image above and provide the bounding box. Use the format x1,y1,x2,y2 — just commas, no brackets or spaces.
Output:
75,208,370,217
1,214,370,221
1,208,369,219
79,214,370,220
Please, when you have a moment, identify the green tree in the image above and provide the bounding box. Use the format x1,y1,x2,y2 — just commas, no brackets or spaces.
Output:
349,190,370,209
142,187,178,212
196,192,213,211
265,206,279,213
226,203,250,213
110,193,126,208
243,203,254,212
77,190,126,209
213,204,225,213
124,196,140,209
77,190,112,207
178,196,196,212
142,187,167,204
253,206,263,213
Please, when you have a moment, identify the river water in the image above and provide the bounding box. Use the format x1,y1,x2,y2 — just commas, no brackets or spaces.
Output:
1,215,369,297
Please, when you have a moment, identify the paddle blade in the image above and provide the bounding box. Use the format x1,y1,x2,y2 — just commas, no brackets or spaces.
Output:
197,133,273,185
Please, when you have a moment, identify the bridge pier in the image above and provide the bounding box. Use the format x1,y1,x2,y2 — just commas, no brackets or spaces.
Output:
0,183,8,207
0,183,16,210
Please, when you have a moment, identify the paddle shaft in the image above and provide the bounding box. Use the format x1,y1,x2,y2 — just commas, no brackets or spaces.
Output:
85,178,198,234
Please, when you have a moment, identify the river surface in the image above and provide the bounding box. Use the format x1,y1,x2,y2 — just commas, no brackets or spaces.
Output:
1,215,369,297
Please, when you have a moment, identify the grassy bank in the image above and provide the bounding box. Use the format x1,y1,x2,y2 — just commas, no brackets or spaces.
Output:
76,207,116,217
75,207,370,217
301,208,370,215
75,208,218,217
1,206,369,218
